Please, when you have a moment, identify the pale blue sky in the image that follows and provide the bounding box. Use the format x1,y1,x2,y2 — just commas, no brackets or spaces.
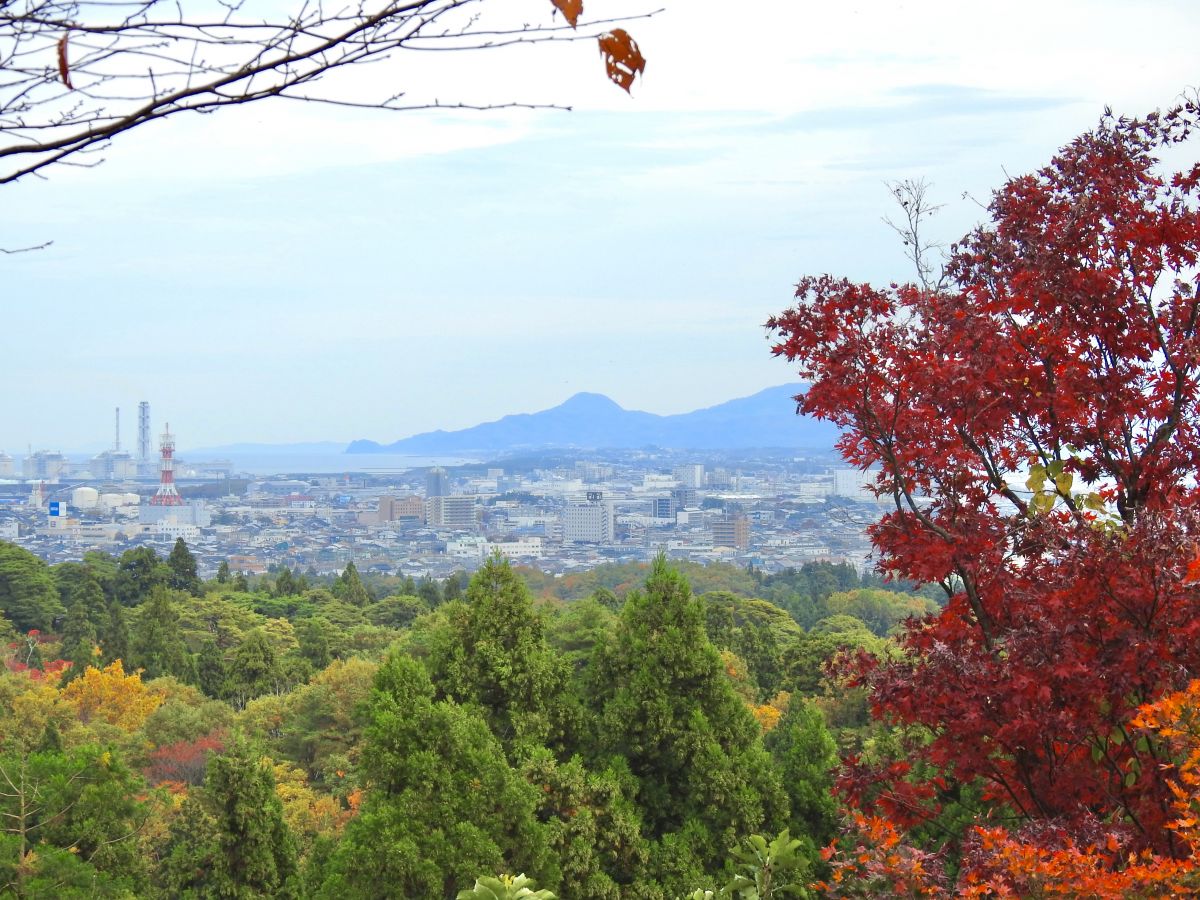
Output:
2,0,1197,451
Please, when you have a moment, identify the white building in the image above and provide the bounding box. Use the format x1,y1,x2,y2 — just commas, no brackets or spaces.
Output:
426,495,478,530
673,464,705,489
487,537,545,559
832,468,877,502
563,501,614,543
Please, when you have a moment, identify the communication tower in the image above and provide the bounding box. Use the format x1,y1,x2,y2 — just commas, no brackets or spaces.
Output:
148,423,185,506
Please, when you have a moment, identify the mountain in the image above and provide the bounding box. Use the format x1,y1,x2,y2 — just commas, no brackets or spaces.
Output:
346,385,840,453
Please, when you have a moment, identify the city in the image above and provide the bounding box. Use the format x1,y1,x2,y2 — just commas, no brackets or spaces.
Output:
0,402,882,581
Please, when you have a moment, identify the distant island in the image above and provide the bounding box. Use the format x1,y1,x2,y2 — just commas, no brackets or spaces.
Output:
346,384,840,453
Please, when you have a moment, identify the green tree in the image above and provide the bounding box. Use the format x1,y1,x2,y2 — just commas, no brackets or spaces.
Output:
274,567,298,597
365,595,428,629
100,599,130,666
216,560,231,584
427,555,572,754
332,561,371,607
197,640,228,700
158,737,300,898
764,700,838,858
226,629,281,709
0,745,149,896
58,600,98,685
114,546,170,606
168,538,202,596
317,655,555,899
0,541,63,632
233,571,250,592
587,557,789,892
130,587,195,681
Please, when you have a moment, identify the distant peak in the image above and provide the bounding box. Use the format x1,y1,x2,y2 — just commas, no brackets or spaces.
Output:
558,392,623,412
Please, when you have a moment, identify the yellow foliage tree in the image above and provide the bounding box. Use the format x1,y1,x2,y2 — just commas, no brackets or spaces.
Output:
60,660,163,732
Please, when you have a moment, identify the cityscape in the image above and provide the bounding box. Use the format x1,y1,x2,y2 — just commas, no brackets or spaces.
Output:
0,400,882,580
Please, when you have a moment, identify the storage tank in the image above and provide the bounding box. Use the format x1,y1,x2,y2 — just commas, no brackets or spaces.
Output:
71,486,100,509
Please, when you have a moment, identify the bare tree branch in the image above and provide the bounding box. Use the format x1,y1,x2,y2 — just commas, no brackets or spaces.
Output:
0,1,659,185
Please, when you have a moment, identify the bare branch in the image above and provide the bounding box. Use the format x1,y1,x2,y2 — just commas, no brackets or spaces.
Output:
882,177,947,294
0,1,658,185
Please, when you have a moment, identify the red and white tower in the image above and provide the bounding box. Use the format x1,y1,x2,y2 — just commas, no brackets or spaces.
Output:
148,423,184,506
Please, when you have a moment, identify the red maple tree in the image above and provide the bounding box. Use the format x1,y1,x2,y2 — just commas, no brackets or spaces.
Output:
768,99,1200,852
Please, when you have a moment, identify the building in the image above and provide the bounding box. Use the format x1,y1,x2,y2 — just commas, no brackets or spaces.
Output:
648,496,676,519
487,537,545,559
563,500,614,543
426,494,477,530
833,468,876,502
671,487,698,509
377,495,426,524
426,467,448,498
22,451,67,481
0,452,13,479
711,515,750,550
139,499,211,527
673,464,705,489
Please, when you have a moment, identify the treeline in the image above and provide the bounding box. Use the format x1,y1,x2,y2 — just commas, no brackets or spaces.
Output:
0,538,926,898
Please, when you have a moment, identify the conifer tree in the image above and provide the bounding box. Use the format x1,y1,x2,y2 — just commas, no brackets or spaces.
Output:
197,640,228,699
427,554,572,753
158,737,300,898
167,537,202,596
764,699,839,857
0,540,64,631
318,654,554,898
587,557,789,890
332,561,371,607
100,598,130,666
131,586,194,681
216,560,230,584
58,600,98,685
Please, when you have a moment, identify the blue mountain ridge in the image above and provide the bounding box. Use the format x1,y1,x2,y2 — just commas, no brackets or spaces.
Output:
345,385,840,453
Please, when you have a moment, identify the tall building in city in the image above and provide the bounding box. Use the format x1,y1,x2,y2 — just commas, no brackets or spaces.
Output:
673,464,705,489
426,466,448,498
563,499,614,543
711,515,750,550
0,451,13,479
832,468,876,502
426,494,477,530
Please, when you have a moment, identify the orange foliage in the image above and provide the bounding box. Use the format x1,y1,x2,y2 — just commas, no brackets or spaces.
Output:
60,659,163,731
818,680,1200,896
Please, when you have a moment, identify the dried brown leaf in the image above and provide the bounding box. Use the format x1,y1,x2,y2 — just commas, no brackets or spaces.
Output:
58,32,73,89
550,0,583,28
598,29,645,94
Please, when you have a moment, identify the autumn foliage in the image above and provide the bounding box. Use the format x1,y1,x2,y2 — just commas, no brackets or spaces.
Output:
770,99,1200,855
60,659,163,731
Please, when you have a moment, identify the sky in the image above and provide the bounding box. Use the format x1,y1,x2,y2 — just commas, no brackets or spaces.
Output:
2,0,1198,452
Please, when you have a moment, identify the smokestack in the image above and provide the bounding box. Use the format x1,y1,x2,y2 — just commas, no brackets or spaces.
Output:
138,401,151,476
114,407,121,453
